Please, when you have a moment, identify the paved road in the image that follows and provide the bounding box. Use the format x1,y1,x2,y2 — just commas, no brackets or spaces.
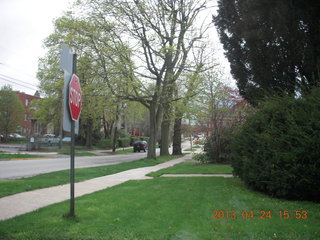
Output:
0,152,148,179
0,141,195,180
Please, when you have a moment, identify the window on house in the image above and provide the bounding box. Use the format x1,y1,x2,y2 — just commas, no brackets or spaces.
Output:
25,99,29,106
24,114,28,121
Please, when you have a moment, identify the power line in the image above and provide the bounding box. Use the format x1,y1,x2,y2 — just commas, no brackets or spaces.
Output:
0,60,40,82
0,76,38,91
0,73,38,87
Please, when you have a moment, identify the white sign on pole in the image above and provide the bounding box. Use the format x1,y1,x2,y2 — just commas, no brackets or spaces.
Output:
60,45,79,134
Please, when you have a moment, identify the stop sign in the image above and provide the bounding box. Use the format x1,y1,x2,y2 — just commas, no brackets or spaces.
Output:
68,74,82,121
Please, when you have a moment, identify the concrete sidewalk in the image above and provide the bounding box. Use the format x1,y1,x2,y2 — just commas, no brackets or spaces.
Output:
0,155,190,221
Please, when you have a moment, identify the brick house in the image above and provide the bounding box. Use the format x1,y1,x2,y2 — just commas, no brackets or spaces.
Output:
15,91,43,136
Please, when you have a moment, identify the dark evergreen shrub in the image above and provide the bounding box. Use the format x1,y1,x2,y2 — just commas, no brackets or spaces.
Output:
231,89,320,201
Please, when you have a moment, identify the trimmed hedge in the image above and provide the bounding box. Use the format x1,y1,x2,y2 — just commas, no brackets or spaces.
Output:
96,136,150,149
232,89,320,202
96,138,113,149
118,138,130,148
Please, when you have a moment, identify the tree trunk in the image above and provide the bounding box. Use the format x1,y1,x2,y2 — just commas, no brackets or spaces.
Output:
112,106,120,153
148,105,157,158
160,52,174,156
172,116,182,155
112,126,118,152
102,111,108,139
147,101,163,159
85,118,93,148
160,108,171,156
107,121,114,139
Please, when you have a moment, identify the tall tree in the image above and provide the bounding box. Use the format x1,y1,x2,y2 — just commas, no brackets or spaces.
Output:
171,65,205,155
84,0,210,158
38,12,128,147
0,86,24,138
214,0,320,105
37,47,65,135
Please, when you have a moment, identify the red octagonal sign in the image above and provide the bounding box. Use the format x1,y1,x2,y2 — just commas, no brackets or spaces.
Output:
69,74,82,121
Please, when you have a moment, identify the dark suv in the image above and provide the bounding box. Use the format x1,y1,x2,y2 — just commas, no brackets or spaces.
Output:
133,140,148,152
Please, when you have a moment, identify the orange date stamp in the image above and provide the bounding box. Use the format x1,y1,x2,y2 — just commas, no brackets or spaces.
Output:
212,210,308,220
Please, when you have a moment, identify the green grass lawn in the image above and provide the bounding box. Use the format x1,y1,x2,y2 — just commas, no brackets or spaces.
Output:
0,155,182,198
0,153,43,159
147,161,233,177
115,148,135,154
0,177,319,240
0,138,27,144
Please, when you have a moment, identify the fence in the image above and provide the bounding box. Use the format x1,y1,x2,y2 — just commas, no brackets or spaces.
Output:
27,137,61,151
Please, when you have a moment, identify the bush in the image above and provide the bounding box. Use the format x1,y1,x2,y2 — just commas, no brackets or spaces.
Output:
231,89,320,201
96,138,113,149
140,136,149,142
118,138,131,148
204,127,234,164
119,129,131,138
192,153,210,164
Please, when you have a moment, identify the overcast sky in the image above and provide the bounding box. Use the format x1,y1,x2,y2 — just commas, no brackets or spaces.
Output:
0,0,233,96
0,0,72,95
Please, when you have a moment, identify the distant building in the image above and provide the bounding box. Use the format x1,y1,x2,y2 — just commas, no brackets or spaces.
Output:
15,91,43,136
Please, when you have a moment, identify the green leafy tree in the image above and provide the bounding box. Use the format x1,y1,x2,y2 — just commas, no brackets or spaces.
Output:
214,0,320,104
171,66,205,155
187,67,248,163
82,0,210,158
38,12,129,148
37,46,65,136
0,86,24,138
31,97,62,135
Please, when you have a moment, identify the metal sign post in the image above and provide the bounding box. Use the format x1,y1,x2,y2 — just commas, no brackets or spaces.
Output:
68,74,82,218
70,118,75,217
60,45,81,218
70,55,77,218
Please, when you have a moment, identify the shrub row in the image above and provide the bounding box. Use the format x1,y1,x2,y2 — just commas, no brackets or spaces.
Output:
97,136,150,149
118,138,130,148
96,138,113,149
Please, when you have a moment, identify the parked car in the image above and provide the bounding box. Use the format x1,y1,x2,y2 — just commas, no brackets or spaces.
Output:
62,137,71,142
12,133,23,138
1,134,13,139
133,140,148,152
